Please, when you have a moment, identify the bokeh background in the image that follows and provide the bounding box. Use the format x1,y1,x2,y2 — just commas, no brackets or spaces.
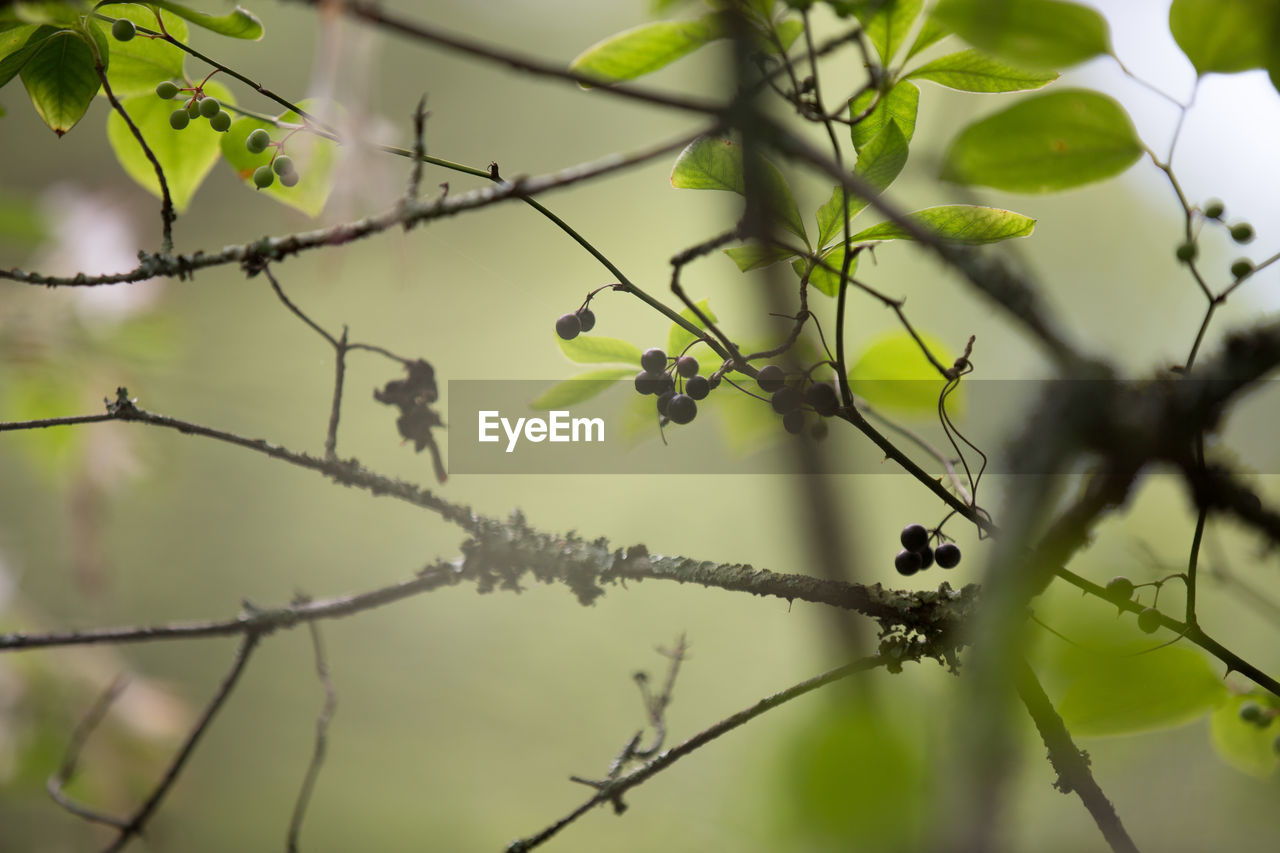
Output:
1,0,1279,850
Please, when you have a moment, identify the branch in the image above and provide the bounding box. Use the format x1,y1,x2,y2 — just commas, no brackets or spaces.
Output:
95,64,174,252
286,620,338,853
1015,659,1140,853
506,655,889,853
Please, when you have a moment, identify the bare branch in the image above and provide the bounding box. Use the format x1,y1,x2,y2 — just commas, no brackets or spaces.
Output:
286,620,338,853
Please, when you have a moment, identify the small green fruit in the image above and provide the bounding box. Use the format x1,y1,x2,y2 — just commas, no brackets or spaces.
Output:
1203,199,1224,220
273,155,295,176
169,109,190,130
209,111,231,133
253,165,275,189
279,170,300,188
1175,241,1197,263
155,81,180,100
1103,576,1134,604
1231,259,1254,279
186,99,201,119
1239,702,1264,724
246,128,271,154
1230,223,1255,244
198,97,220,118
112,18,136,41
1137,607,1161,634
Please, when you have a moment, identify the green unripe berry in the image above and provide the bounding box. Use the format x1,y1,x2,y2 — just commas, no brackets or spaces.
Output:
253,165,275,189
1230,222,1255,244
112,18,136,41
186,99,201,119
246,128,271,154
1103,576,1134,604
272,155,295,176
1239,702,1264,724
169,109,190,130
198,97,220,118
1175,241,1197,263
155,81,180,100
1137,607,1161,634
279,170,300,188
1231,259,1254,279
209,110,231,133
1203,199,1224,220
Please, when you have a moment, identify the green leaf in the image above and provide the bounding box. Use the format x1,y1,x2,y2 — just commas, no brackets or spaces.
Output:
768,18,804,54
849,204,1035,244
670,135,808,244
1210,695,1279,778
904,13,951,61
932,0,1109,70
667,298,718,361
907,48,1057,92
850,0,923,65
569,14,724,84
817,122,910,247
1058,646,1227,737
530,367,633,411
1169,0,1280,76
940,89,1142,193
219,101,338,217
849,80,918,151
2,2,89,27
556,334,642,365
848,330,955,415
147,1,263,40
799,243,859,297
0,24,55,88
106,79,233,211
723,242,795,271
19,29,99,135
97,3,188,97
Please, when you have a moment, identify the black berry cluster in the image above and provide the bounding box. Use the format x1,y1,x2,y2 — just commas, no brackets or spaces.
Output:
894,523,960,576
632,347,710,426
554,306,595,340
752,363,842,436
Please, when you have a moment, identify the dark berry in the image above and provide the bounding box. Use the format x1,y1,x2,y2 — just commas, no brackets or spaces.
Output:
1203,199,1224,220
895,549,922,576
771,385,803,414
169,109,190,130
555,313,581,340
576,308,595,332
1231,259,1254,279
1103,576,1134,604
685,375,710,400
641,348,667,374
253,165,275,189
900,523,929,552
1136,607,1161,634
917,546,934,570
1230,222,1254,244
676,356,699,377
756,364,785,392
199,97,220,118
246,128,271,153
156,81,180,100
209,110,231,133
805,382,839,416
635,371,664,395
1239,702,1264,724
656,390,675,416
112,18,136,41
782,410,805,434
272,155,295,176
667,394,697,424
1175,241,1197,263
657,374,675,397
934,542,961,569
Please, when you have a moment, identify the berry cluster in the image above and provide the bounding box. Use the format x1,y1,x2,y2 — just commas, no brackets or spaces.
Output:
245,128,300,189
1178,198,1257,280
754,363,841,436
554,306,595,340
1101,575,1162,633
894,523,960,576
634,347,706,425
156,80,233,133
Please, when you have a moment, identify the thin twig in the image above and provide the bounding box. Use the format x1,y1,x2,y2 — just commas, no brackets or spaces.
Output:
95,65,174,252
286,620,338,853
47,675,132,829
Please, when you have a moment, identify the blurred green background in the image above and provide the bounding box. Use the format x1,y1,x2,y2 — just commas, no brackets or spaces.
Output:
1,1,1279,850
